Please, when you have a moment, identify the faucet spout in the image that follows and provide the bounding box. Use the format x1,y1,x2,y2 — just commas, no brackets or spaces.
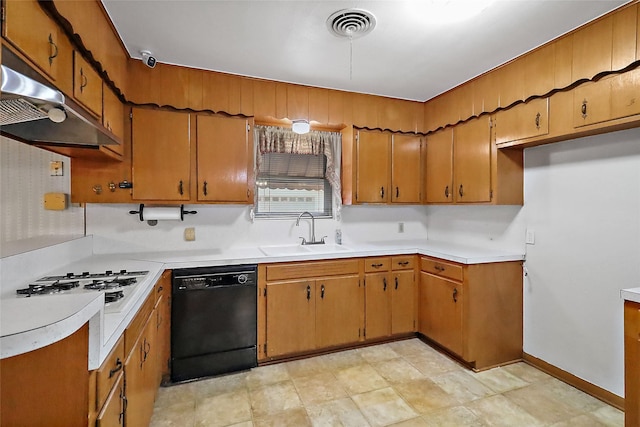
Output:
295,211,317,244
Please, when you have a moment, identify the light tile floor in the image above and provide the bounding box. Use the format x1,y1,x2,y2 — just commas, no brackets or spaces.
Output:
150,339,624,427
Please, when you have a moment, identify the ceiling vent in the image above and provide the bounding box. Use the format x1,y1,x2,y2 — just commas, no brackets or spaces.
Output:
326,8,376,39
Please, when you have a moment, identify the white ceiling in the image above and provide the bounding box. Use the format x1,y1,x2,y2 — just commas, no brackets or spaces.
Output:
102,0,630,102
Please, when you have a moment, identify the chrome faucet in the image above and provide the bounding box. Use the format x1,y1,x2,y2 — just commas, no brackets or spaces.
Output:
295,211,325,245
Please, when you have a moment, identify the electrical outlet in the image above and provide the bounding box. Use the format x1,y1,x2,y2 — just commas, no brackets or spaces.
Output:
526,229,535,245
184,227,196,241
50,161,63,176
398,222,404,233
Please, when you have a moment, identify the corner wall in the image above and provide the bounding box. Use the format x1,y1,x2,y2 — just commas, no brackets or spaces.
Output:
427,127,640,397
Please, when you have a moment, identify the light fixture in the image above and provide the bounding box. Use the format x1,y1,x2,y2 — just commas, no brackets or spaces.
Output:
292,120,310,134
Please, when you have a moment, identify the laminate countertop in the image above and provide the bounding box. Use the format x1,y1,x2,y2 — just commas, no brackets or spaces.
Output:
0,239,524,369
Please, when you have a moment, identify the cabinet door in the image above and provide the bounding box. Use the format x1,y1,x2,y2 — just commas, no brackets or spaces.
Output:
495,98,549,145
96,373,125,427
3,0,62,81
73,51,102,119
391,271,415,335
610,67,640,121
391,134,422,203
102,85,124,156
625,301,640,427
266,280,316,357
124,313,157,427
573,77,612,128
425,128,453,203
316,275,361,348
365,273,391,340
572,15,613,81
356,130,390,203
419,272,463,356
155,271,172,385
453,116,491,203
197,115,252,202
132,108,191,201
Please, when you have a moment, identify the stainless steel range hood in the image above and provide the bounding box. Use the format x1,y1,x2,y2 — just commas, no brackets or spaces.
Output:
0,64,119,148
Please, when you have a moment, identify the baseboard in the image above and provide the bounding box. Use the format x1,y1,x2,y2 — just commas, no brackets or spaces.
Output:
523,352,624,411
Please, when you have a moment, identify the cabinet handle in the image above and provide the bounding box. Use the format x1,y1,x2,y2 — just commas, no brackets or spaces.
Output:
321,284,325,299
247,189,250,199
109,357,123,378
48,33,58,65
306,285,311,300
179,180,184,195
80,68,88,93
459,184,464,198
434,264,445,272
139,340,145,369
380,186,385,199
444,185,449,199
371,263,383,268
395,186,399,199
398,261,409,266
581,100,588,118
203,181,208,196
453,287,458,303
383,278,387,291
535,112,541,129
395,277,398,290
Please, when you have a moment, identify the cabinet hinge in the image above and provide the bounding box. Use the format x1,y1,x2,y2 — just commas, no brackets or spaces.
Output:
358,328,361,338
263,343,267,354
363,328,366,338
263,287,267,297
490,189,494,200
129,111,133,120
489,118,494,128
246,124,250,132
1,6,5,22
355,133,359,142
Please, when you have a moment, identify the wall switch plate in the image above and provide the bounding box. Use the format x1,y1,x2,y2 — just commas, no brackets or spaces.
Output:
184,227,196,241
50,161,63,176
398,222,404,233
526,229,535,245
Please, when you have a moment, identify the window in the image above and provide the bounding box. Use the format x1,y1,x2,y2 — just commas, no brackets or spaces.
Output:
254,126,342,219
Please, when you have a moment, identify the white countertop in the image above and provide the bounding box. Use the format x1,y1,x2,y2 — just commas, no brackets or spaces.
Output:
621,288,640,304
0,239,524,368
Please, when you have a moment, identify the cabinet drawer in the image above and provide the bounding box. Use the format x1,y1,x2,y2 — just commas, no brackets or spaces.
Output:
96,373,124,427
96,335,124,411
125,292,155,356
364,257,391,272
391,255,415,270
266,259,359,281
421,257,463,282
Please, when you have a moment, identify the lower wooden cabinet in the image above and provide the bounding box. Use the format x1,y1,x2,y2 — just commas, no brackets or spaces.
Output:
96,373,125,427
155,270,172,384
625,300,640,427
418,256,522,370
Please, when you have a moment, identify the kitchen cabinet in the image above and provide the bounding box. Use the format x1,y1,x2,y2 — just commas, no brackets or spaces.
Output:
124,293,158,427
364,256,416,340
625,300,640,427
418,256,523,370
102,84,125,156
572,15,614,82
425,116,492,204
95,335,125,421
262,259,362,359
96,373,125,427
196,115,253,203
155,270,172,384
574,67,640,129
355,129,422,204
74,51,103,119
495,98,549,145
2,0,73,95
131,108,192,201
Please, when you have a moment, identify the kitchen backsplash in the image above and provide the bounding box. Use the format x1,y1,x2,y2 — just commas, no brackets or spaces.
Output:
0,137,84,257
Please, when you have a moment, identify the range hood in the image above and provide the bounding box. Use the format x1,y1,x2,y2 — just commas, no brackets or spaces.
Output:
0,63,119,148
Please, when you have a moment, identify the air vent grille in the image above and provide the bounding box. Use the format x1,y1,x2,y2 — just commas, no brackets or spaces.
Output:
0,99,48,126
327,8,376,39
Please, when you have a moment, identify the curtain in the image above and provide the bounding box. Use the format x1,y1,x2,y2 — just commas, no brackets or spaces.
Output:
255,125,342,220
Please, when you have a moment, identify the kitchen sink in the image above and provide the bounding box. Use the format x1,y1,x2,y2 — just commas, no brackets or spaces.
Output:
259,244,351,256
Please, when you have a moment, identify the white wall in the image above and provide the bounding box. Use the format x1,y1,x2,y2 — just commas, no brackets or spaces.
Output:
428,127,640,397
0,137,85,257
86,203,429,254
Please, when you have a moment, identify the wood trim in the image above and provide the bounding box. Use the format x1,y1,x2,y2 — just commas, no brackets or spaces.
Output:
523,352,624,411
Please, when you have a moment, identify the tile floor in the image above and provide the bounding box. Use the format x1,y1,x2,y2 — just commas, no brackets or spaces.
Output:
150,339,624,427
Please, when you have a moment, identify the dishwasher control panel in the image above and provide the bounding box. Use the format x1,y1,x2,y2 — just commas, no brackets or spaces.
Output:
173,265,257,291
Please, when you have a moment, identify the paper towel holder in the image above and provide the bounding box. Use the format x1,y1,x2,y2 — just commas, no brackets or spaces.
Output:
128,204,197,226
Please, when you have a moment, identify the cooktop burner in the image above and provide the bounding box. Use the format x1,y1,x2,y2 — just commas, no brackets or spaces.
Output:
16,280,81,296
83,277,138,291
105,290,125,303
37,270,149,282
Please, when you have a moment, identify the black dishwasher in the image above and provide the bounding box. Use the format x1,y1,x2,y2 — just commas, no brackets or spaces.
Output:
171,265,257,382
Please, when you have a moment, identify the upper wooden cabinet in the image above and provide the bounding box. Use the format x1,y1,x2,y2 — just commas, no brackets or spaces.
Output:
355,129,422,204
196,115,253,203
2,0,73,95
424,128,454,204
131,108,191,201
453,116,492,203
73,51,103,119
495,98,549,146
572,15,614,82
102,84,124,156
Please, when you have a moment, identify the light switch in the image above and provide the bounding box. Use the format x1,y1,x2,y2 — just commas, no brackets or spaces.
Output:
526,229,535,245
